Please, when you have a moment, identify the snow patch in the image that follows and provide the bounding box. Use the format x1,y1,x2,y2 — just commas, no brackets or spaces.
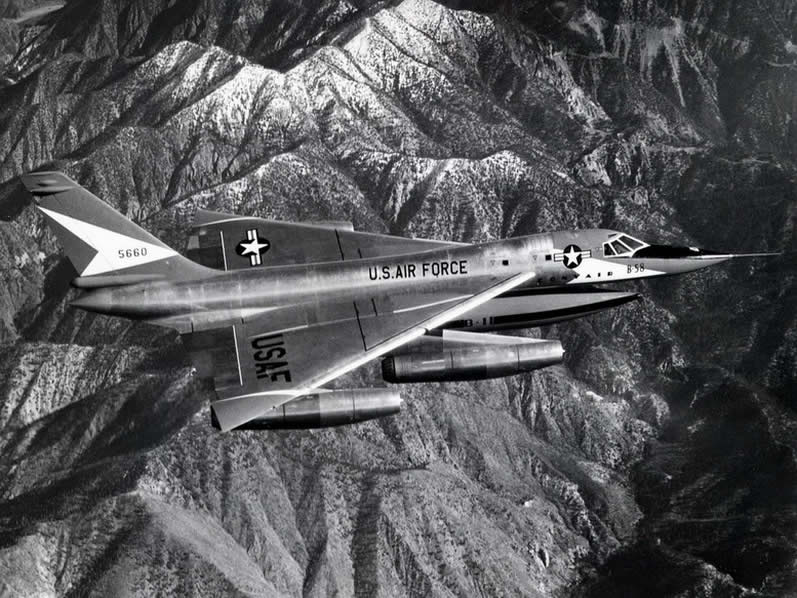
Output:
567,8,607,51
345,16,373,57
585,390,604,402
611,18,688,106
13,252,30,268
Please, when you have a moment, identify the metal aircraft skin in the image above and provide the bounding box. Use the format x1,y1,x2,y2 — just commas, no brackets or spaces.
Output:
21,172,777,432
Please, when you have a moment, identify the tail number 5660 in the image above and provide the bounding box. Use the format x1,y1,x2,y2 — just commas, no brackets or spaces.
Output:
118,248,148,259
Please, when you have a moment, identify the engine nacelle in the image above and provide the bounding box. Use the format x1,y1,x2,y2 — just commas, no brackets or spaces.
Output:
212,389,402,430
382,340,564,383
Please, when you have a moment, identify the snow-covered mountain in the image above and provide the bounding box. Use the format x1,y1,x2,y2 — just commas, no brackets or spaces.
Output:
0,1,794,596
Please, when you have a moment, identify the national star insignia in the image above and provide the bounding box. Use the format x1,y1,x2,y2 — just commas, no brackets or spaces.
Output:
239,237,269,256
235,229,271,266
554,244,591,269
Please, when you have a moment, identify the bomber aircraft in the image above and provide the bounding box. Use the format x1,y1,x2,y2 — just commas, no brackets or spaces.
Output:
21,172,777,431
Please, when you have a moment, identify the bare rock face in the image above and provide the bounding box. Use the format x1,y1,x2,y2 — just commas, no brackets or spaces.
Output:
0,19,18,69
0,0,794,596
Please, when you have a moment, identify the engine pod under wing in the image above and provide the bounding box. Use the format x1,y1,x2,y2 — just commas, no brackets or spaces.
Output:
211,388,402,430
382,338,564,382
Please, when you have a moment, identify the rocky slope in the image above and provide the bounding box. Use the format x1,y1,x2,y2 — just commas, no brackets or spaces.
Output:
0,0,794,596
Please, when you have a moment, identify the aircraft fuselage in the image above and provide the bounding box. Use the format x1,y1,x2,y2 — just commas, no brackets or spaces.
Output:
71,229,734,333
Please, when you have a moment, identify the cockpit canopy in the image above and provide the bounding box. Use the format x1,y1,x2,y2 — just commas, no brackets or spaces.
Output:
602,233,648,257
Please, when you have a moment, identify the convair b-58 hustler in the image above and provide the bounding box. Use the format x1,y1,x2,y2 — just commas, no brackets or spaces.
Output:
22,172,777,432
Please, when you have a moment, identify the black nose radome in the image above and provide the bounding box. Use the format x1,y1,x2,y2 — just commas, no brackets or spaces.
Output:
632,245,705,259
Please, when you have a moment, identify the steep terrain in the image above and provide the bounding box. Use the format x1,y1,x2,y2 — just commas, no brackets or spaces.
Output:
0,1,794,596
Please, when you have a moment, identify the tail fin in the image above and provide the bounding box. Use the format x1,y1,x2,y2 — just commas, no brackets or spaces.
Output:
22,171,210,286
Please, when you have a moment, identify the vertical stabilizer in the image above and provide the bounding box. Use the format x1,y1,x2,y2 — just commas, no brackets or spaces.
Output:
21,171,211,284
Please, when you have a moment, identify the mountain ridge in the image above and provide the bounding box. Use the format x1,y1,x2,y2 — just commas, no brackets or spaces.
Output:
0,0,794,595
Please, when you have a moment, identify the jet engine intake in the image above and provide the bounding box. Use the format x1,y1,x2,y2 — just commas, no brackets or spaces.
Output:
382,340,564,383
213,389,402,430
